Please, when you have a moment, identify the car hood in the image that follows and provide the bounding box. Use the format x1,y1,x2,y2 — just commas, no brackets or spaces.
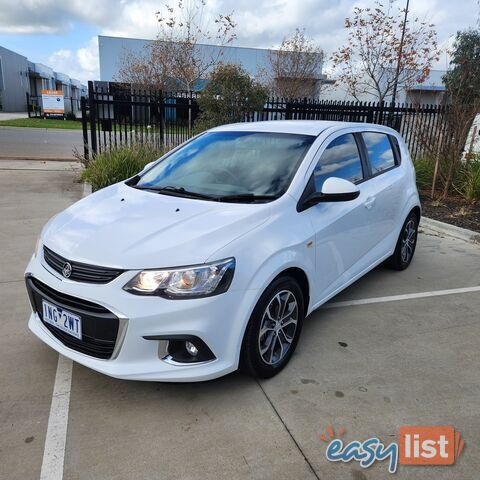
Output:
42,182,271,269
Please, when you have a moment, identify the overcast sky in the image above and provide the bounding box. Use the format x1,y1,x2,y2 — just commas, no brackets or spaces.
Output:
0,0,478,82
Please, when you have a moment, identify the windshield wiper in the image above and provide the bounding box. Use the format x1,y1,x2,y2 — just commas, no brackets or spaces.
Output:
217,194,280,203
132,185,279,203
132,185,217,200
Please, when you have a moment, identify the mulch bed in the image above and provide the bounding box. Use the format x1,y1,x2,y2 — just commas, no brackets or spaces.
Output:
420,193,480,233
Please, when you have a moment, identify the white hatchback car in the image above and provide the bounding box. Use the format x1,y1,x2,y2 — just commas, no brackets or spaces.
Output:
25,121,420,381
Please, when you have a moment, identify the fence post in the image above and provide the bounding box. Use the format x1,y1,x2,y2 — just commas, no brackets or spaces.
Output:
378,101,385,125
81,96,89,160
159,91,165,146
88,81,98,156
26,92,31,118
285,99,292,120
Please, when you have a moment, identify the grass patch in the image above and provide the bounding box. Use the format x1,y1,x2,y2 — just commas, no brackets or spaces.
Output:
413,156,435,190
458,156,480,203
0,118,86,129
80,143,173,191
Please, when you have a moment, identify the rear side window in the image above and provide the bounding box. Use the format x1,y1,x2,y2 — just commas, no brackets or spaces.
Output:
314,133,364,191
362,132,396,175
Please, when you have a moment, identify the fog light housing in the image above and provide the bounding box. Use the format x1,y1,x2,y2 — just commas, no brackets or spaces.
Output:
185,341,198,357
143,335,216,364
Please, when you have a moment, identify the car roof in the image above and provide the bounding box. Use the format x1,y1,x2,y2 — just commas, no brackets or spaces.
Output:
210,120,397,137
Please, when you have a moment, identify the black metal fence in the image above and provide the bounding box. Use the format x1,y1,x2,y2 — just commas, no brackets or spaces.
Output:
82,81,447,159
81,82,199,157
255,98,447,159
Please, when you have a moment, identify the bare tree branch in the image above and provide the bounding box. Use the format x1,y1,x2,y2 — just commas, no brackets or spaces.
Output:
331,1,440,103
263,29,324,99
117,0,236,91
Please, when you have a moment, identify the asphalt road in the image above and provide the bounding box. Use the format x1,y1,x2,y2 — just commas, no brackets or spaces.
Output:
1,160,480,480
0,127,84,159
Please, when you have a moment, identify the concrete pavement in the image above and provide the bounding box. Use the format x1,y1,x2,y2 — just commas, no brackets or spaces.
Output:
0,112,29,121
0,161,83,479
0,126,84,159
1,161,479,479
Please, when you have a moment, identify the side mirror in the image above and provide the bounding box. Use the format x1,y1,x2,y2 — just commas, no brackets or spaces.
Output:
321,177,360,200
300,177,360,211
141,161,156,173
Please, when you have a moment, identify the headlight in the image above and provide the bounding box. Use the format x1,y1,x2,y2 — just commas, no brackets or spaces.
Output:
123,258,235,298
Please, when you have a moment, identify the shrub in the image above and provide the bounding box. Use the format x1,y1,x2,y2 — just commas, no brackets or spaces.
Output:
194,63,268,133
458,155,480,203
413,156,435,191
80,143,172,191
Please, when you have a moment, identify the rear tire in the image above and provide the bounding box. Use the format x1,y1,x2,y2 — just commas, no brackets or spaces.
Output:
386,211,419,270
241,276,304,379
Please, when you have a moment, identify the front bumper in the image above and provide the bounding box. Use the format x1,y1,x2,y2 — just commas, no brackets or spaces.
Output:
25,252,259,382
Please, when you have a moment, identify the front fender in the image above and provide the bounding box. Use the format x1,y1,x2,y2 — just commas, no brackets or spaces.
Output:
206,197,317,361
225,246,316,366
210,216,316,331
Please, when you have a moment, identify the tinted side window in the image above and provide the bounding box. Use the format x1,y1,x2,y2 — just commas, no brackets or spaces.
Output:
363,132,396,175
314,133,364,191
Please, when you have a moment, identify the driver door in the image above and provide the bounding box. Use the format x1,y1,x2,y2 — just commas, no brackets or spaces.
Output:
303,132,381,302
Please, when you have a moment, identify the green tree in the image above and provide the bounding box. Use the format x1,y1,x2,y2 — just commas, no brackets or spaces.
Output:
195,63,268,132
443,29,480,104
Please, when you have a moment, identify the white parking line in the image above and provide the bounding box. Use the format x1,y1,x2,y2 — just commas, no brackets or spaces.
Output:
40,355,73,480
324,285,480,309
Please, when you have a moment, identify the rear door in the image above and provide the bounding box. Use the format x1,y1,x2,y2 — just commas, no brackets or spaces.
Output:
359,131,404,251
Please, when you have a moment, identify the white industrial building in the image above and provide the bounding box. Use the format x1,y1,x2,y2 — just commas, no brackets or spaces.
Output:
98,35,446,105
324,69,447,105
98,35,328,96
0,45,87,113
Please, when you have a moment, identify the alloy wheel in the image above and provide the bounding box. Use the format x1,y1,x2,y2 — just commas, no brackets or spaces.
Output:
258,290,298,366
400,218,417,263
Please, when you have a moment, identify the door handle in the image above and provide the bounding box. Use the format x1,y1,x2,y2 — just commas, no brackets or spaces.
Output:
364,196,376,209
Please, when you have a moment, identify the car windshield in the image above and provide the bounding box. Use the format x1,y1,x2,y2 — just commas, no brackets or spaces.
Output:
133,131,315,202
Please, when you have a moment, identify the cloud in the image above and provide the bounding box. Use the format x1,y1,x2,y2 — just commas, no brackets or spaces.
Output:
1,0,478,83
48,37,99,82
0,0,135,35
0,0,68,34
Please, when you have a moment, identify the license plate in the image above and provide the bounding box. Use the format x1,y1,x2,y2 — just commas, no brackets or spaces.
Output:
42,299,82,340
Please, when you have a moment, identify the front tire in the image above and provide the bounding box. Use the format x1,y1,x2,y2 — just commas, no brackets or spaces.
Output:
241,276,304,378
387,211,419,270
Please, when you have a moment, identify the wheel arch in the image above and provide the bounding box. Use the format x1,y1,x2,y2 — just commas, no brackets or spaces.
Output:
272,267,310,313
393,195,421,241
238,261,312,359
411,205,421,221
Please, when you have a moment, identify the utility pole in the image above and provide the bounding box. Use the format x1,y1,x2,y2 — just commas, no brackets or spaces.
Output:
391,0,410,107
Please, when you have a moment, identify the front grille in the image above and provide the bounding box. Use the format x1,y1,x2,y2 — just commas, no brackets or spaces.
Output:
43,246,124,284
26,276,119,359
